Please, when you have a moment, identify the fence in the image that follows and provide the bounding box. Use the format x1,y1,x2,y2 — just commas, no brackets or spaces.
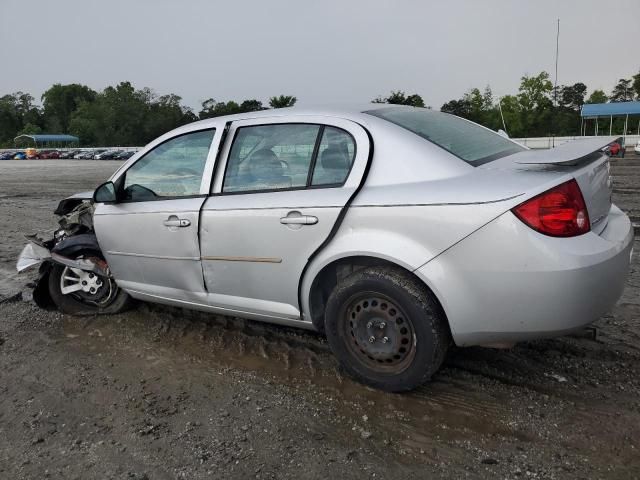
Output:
513,135,640,150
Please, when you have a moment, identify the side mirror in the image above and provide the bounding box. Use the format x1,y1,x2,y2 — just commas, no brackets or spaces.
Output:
93,181,118,203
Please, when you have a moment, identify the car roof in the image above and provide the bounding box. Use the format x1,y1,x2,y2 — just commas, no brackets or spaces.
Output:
180,103,413,130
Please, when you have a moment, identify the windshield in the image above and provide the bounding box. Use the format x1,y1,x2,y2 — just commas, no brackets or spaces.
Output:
365,107,525,165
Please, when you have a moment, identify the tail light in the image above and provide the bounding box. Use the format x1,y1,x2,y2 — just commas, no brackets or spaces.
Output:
512,179,590,237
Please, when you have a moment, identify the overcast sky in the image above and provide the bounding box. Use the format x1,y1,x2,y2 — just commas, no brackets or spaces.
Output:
1,0,638,111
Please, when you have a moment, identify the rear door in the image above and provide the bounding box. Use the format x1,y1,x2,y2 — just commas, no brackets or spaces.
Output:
200,116,370,320
94,128,218,302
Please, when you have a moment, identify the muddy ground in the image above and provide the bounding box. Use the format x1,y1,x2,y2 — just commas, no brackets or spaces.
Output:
0,158,639,479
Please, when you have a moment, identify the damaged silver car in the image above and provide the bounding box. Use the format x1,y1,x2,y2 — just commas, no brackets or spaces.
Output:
17,105,634,391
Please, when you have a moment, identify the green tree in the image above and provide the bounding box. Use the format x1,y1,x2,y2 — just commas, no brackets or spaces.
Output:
633,69,640,99
199,98,265,119
144,93,196,140
269,95,297,108
17,122,43,135
41,84,97,133
497,95,523,137
557,83,587,110
586,89,608,104
240,99,266,112
517,72,553,136
441,86,500,131
610,79,633,102
68,81,196,146
373,91,425,107
0,95,23,145
0,92,43,146
441,98,472,117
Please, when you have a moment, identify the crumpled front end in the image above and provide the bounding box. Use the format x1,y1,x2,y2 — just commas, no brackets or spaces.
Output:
16,194,112,307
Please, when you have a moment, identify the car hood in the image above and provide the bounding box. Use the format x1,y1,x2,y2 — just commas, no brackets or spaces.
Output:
54,191,94,215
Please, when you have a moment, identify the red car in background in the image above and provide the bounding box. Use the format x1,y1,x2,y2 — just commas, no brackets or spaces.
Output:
605,141,624,158
38,150,61,159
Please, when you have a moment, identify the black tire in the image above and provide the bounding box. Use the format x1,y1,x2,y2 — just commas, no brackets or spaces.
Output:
48,251,133,315
324,266,449,392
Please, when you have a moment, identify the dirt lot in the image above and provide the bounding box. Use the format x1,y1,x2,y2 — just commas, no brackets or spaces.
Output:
1,158,639,479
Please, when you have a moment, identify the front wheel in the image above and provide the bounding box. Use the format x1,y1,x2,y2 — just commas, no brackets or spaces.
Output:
48,252,133,315
324,266,450,392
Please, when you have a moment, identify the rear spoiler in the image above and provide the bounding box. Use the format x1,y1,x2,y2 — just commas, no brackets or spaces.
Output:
512,136,622,165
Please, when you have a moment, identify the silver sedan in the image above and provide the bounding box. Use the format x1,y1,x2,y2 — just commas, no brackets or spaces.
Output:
17,105,634,391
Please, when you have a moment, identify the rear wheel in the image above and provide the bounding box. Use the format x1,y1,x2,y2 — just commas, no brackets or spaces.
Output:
324,266,449,392
48,251,132,315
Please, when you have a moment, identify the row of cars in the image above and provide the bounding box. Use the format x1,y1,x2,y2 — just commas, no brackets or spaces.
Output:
65,149,137,160
0,148,137,160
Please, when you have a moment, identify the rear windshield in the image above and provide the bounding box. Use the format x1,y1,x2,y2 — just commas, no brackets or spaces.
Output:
365,107,525,165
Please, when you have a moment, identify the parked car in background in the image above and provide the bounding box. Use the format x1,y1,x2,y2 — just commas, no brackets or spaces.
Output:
114,150,136,160
26,148,38,159
77,149,105,159
605,141,622,157
13,151,26,159
16,106,633,392
95,150,123,160
60,150,81,159
39,150,61,159
0,151,16,160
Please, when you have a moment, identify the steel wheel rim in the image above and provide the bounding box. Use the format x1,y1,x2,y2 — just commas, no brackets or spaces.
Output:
341,292,416,374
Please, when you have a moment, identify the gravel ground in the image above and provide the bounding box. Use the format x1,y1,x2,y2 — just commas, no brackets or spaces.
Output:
0,157,639,479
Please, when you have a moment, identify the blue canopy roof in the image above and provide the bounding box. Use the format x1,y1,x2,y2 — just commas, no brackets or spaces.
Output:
14,134,79,143
581,101,640,117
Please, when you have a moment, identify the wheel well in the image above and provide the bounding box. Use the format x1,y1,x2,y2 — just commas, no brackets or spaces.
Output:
308,256,449,334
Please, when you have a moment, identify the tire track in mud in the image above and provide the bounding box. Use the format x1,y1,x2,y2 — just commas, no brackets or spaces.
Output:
50,302,537,445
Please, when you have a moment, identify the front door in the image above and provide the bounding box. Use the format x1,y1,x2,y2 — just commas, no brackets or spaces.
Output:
94,128,217,303
200,117,369,320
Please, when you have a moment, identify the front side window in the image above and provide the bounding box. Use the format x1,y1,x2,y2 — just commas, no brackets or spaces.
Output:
366,107,525,165
123,129,215,201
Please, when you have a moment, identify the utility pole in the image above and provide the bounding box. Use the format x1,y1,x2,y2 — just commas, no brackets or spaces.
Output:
552,18,560,148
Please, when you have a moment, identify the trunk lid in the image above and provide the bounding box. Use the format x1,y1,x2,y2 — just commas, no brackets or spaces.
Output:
487,137,617,234
570,153,612,234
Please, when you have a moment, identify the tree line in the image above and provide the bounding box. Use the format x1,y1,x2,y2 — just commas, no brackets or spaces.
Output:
0,83,297,147
371,70,640,138
438,70,640,138
1,69,638,147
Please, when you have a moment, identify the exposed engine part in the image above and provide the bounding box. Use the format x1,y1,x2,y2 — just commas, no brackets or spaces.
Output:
57,200,95,236
51,233,101,258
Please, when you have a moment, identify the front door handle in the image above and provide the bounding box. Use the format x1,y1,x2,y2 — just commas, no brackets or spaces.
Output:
163,217,191,228
280,212,318,225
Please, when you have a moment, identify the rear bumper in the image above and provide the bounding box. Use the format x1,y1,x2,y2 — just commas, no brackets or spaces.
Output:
416,204,634,346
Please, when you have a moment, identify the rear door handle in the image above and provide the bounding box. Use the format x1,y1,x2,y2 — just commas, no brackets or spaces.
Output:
280,213,318,225
163,217,191,228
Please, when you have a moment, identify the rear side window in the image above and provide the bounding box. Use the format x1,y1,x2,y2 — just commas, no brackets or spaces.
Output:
223,124,320,193
311,127,355,186
222,123,355,193
366,107,525,165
